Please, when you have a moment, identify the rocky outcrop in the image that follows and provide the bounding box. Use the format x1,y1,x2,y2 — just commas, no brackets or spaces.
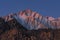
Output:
13,9,60,30
0,9,60,40
1,9,60,30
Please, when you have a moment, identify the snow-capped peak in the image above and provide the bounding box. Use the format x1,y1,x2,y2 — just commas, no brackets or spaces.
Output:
13,9,60,30
2,9,60,30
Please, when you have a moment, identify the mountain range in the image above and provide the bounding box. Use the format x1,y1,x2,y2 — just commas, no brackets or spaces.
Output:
1,9,60,30
0,9,60,40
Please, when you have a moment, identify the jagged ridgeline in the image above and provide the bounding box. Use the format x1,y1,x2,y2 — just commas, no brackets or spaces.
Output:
0,9,60,40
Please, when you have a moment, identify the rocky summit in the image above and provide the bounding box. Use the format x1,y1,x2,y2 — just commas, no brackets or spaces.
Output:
0,9,60,40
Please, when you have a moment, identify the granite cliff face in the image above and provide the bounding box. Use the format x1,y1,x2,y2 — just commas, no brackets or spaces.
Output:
17,9,60,29
2,9,60,30
0,9,60,40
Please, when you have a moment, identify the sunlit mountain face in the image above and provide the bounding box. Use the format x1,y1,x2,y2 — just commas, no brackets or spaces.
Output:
2,9,60,30
1,9,60,40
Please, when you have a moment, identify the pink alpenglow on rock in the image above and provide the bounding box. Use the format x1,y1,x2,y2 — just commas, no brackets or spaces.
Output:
48,17,55,21
2,9,60,30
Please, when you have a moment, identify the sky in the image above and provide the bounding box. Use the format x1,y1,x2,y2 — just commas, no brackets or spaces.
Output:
0,0,60,18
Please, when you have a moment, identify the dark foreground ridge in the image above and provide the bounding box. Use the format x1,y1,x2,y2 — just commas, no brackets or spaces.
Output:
0,16,60,40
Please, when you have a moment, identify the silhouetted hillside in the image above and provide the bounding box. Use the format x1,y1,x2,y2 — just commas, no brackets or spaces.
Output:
0,16,60,40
